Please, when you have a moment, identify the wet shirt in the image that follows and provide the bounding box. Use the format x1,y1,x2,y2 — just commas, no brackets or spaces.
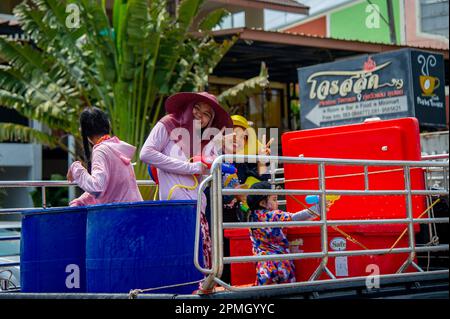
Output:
249,209,296,285
249,209,292,256
69,136,143,206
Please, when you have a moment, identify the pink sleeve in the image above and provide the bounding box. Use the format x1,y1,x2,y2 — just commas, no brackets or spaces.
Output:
69,148,110,197
139,122,201,175
69,192,97,207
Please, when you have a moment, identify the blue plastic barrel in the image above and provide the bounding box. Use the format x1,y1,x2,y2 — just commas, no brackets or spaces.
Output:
86,200,203,294
20,207,87,292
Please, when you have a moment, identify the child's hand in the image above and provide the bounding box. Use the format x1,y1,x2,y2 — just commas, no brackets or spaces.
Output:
325,200,331,213
67,161,83,182
259,134,274,156
67,170,73,183
235,184,248,203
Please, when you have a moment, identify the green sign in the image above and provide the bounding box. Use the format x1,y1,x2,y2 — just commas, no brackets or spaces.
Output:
330,0,402,44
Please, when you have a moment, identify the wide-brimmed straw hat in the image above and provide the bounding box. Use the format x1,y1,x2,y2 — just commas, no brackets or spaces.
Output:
165,92,233,129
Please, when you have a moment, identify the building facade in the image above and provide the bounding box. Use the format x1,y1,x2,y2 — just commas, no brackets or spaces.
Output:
281,0,449,49
1,1,41,209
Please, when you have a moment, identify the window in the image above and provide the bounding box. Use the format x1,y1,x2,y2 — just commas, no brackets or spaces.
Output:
264,9,304,30
420,0,449,38
213,11,245,30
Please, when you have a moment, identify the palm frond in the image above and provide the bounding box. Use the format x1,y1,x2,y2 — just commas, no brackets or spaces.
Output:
0,122,59,148
218,62,270,110
198,8,229,31
0,0,248,189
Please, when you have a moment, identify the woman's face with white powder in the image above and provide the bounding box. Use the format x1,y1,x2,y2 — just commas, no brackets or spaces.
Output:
193,102,213,128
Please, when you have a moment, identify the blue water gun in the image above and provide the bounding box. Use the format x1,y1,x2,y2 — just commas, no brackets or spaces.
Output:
221,163,237,175
192,156,237,175
148,165,159,184
305,195,341,206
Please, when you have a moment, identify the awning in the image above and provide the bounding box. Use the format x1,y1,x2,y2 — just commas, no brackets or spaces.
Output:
209,0,309,15
210,28,449,84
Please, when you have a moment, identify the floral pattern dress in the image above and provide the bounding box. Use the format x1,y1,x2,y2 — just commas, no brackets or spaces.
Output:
249,209,296,285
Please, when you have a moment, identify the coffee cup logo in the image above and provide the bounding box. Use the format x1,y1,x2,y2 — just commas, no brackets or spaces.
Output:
418,54,439,96
420,75,440,96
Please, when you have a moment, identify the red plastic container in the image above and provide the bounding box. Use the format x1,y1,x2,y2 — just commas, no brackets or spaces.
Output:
224,226,413,285
281,117,424,279
281,117,425,222
224,118,425,286
224,229,255,286
287,228,412,282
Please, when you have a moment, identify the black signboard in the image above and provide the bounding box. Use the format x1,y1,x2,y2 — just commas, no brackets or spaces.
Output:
298,49,446,129
411,50,447,127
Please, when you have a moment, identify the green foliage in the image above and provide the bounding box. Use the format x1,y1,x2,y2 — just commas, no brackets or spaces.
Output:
30,174,69,207
0,0,236,186
290,99,301,130
0,123,60,148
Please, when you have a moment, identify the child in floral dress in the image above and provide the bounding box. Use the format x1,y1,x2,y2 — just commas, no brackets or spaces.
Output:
246,181,329,285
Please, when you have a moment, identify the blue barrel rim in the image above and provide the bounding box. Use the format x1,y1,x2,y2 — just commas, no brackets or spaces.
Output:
22,200,197,216
21,206,88,216
86,200,197,211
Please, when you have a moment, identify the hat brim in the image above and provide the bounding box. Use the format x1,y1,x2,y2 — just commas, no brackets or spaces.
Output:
165,92,233,129
232,120,250,130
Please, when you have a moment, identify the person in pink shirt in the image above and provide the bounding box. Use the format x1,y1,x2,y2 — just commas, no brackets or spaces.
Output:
67,107,143,206
140,92,233,274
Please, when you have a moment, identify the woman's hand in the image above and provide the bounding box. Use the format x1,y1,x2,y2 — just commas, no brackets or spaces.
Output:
200,163,210,175
193,162,209,176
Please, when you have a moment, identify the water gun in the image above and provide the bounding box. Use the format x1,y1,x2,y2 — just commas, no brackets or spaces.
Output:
305,195,341,206
148,165,159,185
240,202,250,214
192,156,237,175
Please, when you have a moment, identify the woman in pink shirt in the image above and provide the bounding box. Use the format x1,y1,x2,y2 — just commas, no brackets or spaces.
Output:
67,107,143,206
140,92,233,272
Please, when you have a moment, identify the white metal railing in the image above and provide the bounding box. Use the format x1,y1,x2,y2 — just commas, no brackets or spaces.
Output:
1,155,449,294
196,155,449,292
0,180,155,213
0,180,156,271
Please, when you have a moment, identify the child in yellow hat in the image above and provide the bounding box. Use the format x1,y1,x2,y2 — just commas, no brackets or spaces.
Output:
230,115,273,188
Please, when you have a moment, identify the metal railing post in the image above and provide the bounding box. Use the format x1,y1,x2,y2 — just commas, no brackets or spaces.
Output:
194,176,213,275
309,163,335,281
364,166,369,191
216,164,224,281
201,158,223,291
41,186,46,208
397,166,423,273
443,167,448,191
